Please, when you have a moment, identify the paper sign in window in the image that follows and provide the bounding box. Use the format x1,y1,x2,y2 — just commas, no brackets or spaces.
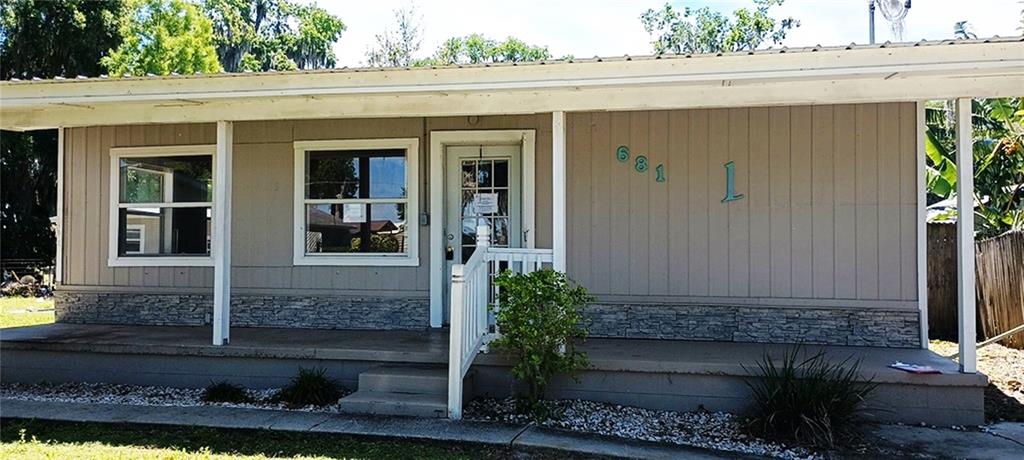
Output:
474,193,499,214
343,203,366,223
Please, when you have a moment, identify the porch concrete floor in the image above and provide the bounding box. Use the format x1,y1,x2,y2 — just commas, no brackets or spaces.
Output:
1,323,985,387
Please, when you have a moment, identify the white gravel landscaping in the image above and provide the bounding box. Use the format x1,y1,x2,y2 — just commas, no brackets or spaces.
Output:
0,382,350,412
465,397,817,460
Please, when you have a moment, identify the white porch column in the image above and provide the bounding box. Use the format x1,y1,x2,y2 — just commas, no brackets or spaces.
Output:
916,102,929,349
213,121,233,345
55,127,65,285
955,98,977,373
552,111,567,272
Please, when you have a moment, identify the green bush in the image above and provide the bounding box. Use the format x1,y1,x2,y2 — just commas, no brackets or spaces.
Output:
272,367,343,407
490,268,592,417
744,347,878,448
201,381,253,404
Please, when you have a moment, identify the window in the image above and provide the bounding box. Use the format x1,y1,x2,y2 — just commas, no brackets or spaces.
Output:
108,145,215,267
293,139,420,266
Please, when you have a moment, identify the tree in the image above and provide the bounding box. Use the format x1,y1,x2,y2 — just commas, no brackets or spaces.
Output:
414,34,550,66
202,0,345,72
1,0,126,267
925,98,1024,238
102,0,222,76
640,0,799,55
365,5,421,68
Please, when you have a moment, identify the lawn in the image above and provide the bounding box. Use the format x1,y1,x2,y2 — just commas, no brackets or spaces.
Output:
0,419,558,460
0,296,54,329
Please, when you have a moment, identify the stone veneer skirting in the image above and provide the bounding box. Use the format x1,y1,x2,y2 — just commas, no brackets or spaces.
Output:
54,291,429,331
583,303,921,348
55,292,919,347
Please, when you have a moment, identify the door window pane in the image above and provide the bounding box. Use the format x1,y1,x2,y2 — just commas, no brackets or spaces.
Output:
306,150,406,199
118,207,211,256
305,203,407,254
119,155,212,203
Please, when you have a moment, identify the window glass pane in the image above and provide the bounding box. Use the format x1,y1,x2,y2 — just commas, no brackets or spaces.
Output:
493,160,509,187
305,203,407,254
119,155,211,203
118,207,211,256
306,149,406,199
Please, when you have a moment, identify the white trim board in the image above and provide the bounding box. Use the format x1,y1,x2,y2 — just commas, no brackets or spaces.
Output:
429,130,537,327
292,138,421,267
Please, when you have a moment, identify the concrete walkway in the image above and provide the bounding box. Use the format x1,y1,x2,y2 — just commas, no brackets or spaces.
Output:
869,423,1024,459
0,399,733,459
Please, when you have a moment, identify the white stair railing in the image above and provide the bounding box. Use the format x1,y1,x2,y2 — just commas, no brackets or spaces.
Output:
447,224,554,420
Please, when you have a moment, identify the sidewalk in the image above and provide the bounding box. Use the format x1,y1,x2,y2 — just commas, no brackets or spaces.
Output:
0,399,734,459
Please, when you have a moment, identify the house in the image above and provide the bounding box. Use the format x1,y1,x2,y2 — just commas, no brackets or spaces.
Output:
2,37,1021,424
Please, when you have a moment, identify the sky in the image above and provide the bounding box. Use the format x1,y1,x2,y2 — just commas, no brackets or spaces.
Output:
313,0,1022,68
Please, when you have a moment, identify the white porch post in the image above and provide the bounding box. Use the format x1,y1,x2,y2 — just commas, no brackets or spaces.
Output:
55,127,65,285
552,111,567,272
916,102,929,349
213,121,233,345
955,98,977,373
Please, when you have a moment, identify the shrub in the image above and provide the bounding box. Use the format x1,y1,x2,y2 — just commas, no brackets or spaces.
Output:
272,367,342,407
744,347,878,448
201,381,253,404
490,268,592,417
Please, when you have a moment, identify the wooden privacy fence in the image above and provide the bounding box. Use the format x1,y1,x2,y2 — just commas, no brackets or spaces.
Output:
928,224,1024,349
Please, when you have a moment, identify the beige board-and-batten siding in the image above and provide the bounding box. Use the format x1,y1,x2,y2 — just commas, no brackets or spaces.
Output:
566,104,920,347
57,115,553,329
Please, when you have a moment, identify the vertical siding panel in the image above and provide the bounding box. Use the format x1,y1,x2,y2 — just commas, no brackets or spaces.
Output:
769,107,792,297
608,113,631,296
748,108,772,297
648,111,670,296
856,104,880,299
834,106,858,299
811,106,836,298
628,112,650,295
727,108,750,297
668,110,690,296
70,128,87,285
570,114,592,287
98,127,115,286
878,103,903,300
688,110,710,296
590,112,612,293
84,127,101,285
899,103,918,300
790,106,813,298
708,109,730,296
113,127,131,286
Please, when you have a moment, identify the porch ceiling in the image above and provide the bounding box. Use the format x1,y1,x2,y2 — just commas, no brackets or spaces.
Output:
1,38,1022,131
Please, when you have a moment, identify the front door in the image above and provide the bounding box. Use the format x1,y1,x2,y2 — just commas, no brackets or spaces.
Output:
443,144,522,323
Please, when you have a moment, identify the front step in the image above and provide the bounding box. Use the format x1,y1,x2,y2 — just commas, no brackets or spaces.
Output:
338,365,474,418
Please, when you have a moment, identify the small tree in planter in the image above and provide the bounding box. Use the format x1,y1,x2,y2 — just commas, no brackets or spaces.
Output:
490,268,592,417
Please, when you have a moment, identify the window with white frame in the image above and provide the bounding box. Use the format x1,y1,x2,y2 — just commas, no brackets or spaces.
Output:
293,139,419,266
108,145,215,266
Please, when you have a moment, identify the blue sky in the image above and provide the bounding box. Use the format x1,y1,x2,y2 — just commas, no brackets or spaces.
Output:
318,0,1022,68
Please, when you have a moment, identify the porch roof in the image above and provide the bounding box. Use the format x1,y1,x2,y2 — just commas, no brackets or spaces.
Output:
2,37,1022,131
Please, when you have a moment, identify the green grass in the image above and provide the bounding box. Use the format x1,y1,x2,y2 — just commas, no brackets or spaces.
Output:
0,297,54,329
0,419,535,460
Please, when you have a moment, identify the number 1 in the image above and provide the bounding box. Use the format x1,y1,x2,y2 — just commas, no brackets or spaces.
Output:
721,161,744,202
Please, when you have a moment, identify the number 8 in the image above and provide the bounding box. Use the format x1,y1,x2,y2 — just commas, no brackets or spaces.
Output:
635,155,649,173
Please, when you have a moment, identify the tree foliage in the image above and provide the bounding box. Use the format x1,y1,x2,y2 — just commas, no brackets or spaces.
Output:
640,0,798,54
925,98,1024,238
365,5,421,68
414,34,550,66
1,1,127,265
102,0,222,76
203,0,345,72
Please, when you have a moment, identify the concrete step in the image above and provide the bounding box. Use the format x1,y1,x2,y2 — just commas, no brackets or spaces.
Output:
337,390,448,418
358,365,453,395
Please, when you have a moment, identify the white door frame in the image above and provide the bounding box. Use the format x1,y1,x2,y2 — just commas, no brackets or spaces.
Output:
429,129,536,327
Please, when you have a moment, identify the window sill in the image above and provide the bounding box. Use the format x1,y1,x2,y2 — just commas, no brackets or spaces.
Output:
293,255,420,267
107,257,214,267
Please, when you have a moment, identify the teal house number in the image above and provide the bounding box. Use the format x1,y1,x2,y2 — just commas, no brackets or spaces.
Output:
616,145,665,182
721,161,745,202
616,145,630,162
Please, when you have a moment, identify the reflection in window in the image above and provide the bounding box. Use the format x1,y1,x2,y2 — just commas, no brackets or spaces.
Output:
302,149,410,256
116,154,212,257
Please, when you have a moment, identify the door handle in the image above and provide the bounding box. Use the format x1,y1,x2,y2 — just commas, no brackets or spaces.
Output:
446,246,454,261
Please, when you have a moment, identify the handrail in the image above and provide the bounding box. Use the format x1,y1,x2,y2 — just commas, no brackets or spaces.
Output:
447,225,554,420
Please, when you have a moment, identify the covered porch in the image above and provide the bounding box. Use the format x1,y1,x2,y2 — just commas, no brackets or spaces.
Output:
1,322,987,425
